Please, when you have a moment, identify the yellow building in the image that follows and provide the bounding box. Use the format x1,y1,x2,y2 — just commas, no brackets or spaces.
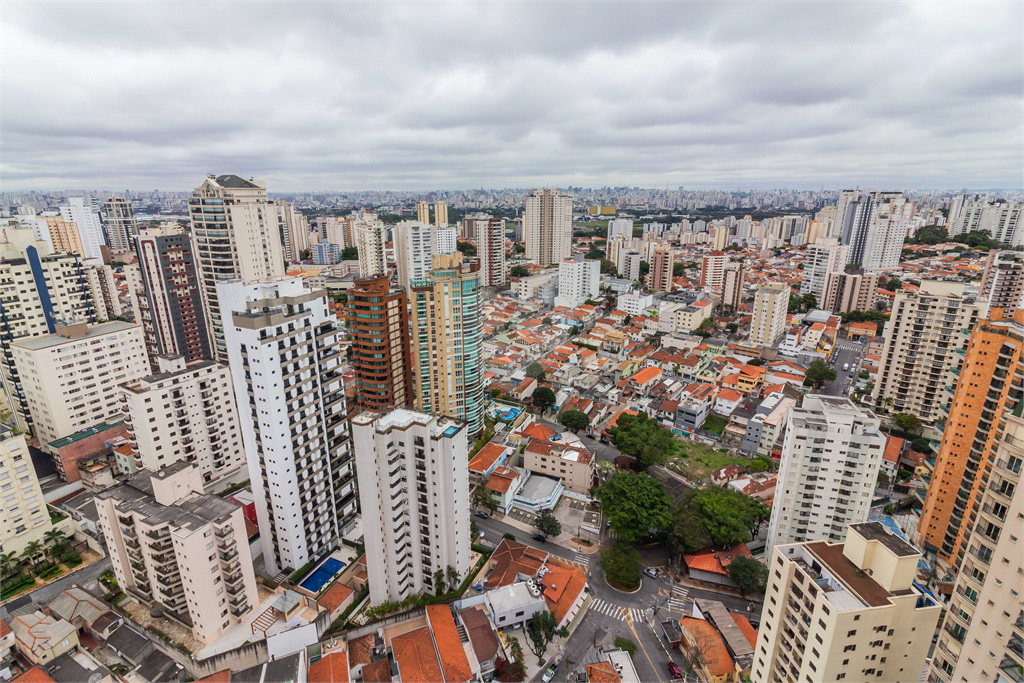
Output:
43,216,84,255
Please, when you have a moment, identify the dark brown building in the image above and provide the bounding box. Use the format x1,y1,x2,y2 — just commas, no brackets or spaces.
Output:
347,275,413,410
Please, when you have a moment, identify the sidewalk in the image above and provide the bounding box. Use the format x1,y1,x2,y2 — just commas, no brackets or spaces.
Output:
495,512,602,555
669,571,764,604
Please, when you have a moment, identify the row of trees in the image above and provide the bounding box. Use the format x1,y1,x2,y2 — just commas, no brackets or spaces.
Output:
0,529,69,577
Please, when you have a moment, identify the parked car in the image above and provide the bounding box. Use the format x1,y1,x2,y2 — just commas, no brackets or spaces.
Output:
473,511,490,519
531,534,547,543
643,567,659,579
542,663,558,682
667,662,682,679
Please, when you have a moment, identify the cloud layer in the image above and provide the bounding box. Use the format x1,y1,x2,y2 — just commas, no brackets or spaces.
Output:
3,2,1021,191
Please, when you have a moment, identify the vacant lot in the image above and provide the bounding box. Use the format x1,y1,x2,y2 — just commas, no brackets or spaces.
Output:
668,438,749,481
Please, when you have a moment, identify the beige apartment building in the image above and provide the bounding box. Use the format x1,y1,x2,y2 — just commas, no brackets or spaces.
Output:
823,270,881,314
417,200,431,224
82,261,123,320
434,200,448,227
751,283,790,346
188,175,285,361
0,424,55,556
978,249,1024,315
95,462,259,644
524,188,572,267
409,252,485,436
275,199,310,263
355,213,387,278
752,522,942,683
928,413,1024,683
119,355,245,488
871,281,987,423
12,321,148,446
524,439,595,495
42,215,85,255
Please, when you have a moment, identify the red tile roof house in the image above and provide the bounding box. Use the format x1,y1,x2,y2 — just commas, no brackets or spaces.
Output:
683,544,754,588
710,463,747,486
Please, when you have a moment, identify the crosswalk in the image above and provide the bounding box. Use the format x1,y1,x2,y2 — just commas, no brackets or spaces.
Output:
589,598,648,623
667,582,690,613
572,551,591,567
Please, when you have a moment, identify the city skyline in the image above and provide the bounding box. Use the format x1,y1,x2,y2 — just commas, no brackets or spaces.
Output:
4,2,1021,191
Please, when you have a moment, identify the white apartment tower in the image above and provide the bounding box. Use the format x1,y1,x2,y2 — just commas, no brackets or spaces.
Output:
354,214,387,278
95,463,259,644
524,189,573,267
753,522,942,683
82,262,122,320
978,249,1024,315
843,192,910,270
751,283,790,346
607,218,633,239
700,251,728,289
119,355,245,487
928,414,1024,683
554,259,601,308
99,197,138,252
350,409,471,606
871,281,987,423
60,196,105,260
800,238,848,300
0,424,55,557
434,225,457,256
394,221,435,290
722,262,745,311
766,396,886,556
219,276,355,575
188,175,285,362
11,321,148,447
477,216,506,287
275,199,310,263
948,197,1024,244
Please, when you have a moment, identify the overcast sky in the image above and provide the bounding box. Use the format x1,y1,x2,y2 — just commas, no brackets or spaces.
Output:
3,2,1022,192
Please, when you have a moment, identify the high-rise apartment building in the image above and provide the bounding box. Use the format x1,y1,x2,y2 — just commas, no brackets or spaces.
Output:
461,213,490,240
822,270,881,313
800,238,847,300
435,225,457,255
832,189,861,240
128,227,211,369
650,246,674,292
0,240,104,433
700,251,727,289
189,175,285,362
99,197,138,252
347,275,413,411
871,281,986,423
409,253,484,436
815,204,837,238
95,463,259,643
978,249,1024,314
351,409,471,605
0,424,55,556
476,216,506,287
766,396,886,556
843,192,910,270
604,234,631,267
918,307,1024,568
12,321,148,446
317,216,349,249
417,200,431,224
753,522,941,683
219,276,354,575
275,199,310,263
354,214,387,278
394,221,435,290
119,355,244,487
713,225,728,250
948,198,1024,245
42,216,85,255
60,197,105,260
434,201,448,227
82,262,122,320
722,262,745,311
927,414,1023,683
751,283,790,346
554,259,600,308
524,189,572,267
608,218,633,239
620,250,642,282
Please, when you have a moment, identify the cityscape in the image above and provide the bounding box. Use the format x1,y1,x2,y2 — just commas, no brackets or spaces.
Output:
1,3,1022,683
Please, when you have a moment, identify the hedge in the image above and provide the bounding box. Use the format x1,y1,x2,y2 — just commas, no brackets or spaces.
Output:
290,562,315,582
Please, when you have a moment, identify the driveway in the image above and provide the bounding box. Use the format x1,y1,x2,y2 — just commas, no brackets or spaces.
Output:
823,340,866,396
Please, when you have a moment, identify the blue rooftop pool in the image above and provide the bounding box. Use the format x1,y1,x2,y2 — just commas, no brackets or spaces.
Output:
443,425,460,437
299,557,343,594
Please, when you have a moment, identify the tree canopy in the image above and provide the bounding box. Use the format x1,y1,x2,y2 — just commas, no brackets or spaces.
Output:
559,409,590,434
531,387,557,414
524,362,545,378
534,513,562,539
893,412,923,434
457,241,477,256
341,246,358,260
610,411,675,468
510,265,531,278
727,555,769,595
600,542,642,590
596,472,673,542
805,359,837,389
675,486,770,548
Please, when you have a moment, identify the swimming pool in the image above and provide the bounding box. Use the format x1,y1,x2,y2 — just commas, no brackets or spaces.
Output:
299,557,343,594
443,425,460,437
489,405,523,421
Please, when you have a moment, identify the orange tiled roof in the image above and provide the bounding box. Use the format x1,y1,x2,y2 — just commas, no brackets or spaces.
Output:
362,658,392,683
392,626,444,683
468,442,509,474
0,620,10,638
308,650,350,683
680,617,735,677
629,366,662,384
683,544,753,576
484,539,546,589
426,605,473,683
716,388,743,402
11,668,57,683
486,466,518,494
542,559,588,624
521,422,557,442
585,661,621,683
347,633,376,666
883,436,904,464
317,582,354,613
730,613,759,649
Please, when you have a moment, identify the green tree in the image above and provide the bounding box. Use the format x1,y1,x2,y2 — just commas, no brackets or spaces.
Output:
748,457,774,473
788,295,802,312
433,569,446,596
585,247,605,260
885,278,902,291
21,541,42,571
341,246,358,260
688,486,770,546
595,473,673,542
800,293,817,310
858,370,870,379
600,542,642,590
0,551,17,577
299,249,311,261
673,262,685,276
805,359,837,389
514,243,525,253
490,387,503,399
599,259,616,274
614,637,637,658
534,513,562,539
510,265,531,277
727,556,769,596
669,491,713,555
639,261,650,277
525,610,568,664
446,565,460,593
610,411,675,468
524,362,545,378
893,412,923,434
472,485,500,513
559,409,590,434
457,241,477,256
532,387,557,414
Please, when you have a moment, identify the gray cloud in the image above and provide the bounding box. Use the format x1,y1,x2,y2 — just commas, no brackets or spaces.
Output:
2,1,1021,191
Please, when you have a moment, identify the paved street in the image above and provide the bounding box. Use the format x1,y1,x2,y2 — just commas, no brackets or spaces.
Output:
823,339,866,396
0,557,111,620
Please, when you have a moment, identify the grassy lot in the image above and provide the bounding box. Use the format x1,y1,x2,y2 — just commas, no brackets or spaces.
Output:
669,438,750,481
701,414,729,435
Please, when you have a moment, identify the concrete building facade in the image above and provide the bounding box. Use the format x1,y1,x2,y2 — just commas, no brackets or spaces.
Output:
394,221,435,290
347,275,413,411
700,251,727,289
524,189,572,267
822,271,881,314
800,238,847,300
0,424,55,557
554,259,600,308
476,216,506,287
978,249,1024,315
60,197,105,260
751,283,790,346
99,197,138,252
650,246,674,292
354,214,387,279
722,262,745,311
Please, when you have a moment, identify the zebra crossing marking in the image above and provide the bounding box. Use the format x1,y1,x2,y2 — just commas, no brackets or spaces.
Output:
627,608,646,623
667,583,690,613
589,598,626,621
573,552,590,567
